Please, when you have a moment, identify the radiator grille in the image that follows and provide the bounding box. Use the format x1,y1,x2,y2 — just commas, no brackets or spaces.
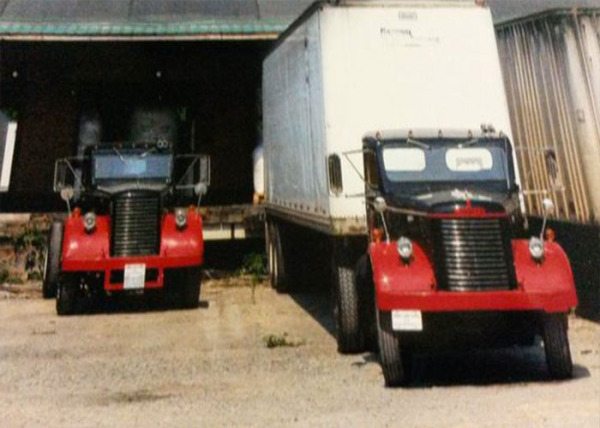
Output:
111,191,160,257
434,218,515,291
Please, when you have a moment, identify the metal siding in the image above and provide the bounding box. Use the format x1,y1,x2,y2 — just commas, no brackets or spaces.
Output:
497,9,600,223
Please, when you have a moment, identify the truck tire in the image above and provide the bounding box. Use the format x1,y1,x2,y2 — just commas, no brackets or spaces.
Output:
333,264,365,354
542,313,573,379
268,221,289,293
355,255,377,351
180,268,201,309
376,308,407,387
56,279,79,316
43,221,63,299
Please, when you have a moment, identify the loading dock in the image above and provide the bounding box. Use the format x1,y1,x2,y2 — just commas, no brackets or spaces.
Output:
0,0,313,237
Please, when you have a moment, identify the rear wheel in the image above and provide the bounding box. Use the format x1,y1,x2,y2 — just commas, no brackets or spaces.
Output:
267,221,289,293
43,221,63,299
542,313,573,379
376,308,408,387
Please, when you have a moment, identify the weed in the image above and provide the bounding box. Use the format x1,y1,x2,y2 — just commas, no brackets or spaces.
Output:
241,252,267,277
263,332,305,349
241,252,267,303
0,268,9,283
28,271,43,281
7,275,24,285
12,226,46,279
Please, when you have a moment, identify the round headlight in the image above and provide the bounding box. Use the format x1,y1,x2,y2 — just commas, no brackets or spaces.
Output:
529,237,544,261
83,212,96,233
175,208,188,229
397,237,413,262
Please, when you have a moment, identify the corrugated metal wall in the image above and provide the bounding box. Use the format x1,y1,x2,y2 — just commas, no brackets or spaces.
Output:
496,9,600,224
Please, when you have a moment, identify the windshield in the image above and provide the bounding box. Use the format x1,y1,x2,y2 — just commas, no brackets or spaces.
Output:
93,150,173,183
379,139,514,195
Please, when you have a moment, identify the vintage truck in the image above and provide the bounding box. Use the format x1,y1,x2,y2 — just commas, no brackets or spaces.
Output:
360,129,577,385
262,0,578,385
43,107,210,315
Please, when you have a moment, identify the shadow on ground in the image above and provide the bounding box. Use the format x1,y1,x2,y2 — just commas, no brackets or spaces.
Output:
286,281,592,388
353,347,590,388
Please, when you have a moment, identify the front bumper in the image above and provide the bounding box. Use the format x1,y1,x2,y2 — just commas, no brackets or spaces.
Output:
62,254,202,291
377,288,578,314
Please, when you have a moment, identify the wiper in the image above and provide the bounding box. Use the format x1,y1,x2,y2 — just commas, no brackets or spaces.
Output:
113,148,126,163
140,147,156,158
457,138,481,148
406,138,431,150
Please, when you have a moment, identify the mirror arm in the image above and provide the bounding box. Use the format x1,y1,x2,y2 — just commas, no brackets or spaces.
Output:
379,211,390,242
539,215,547,241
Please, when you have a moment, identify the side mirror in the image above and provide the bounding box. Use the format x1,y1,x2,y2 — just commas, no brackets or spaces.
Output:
194,182,208,196
542,198,555,216
539,198,554,240
372,196,389,242
60,186,74,202
373,196,387,213
60,186,74,215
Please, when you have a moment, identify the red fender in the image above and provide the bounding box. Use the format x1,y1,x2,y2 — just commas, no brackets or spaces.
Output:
512,239,577,305
370,238,577,313
61,208,204,290
369,241,436,295
62,210,110,263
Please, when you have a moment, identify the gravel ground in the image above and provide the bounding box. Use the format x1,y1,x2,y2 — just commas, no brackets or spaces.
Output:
0,279,598,427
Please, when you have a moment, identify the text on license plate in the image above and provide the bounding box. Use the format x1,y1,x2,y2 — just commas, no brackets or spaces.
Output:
391,310,423,331
123,264,146,290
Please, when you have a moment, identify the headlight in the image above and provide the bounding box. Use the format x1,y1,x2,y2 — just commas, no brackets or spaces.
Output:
175,208,188,229
397,237,413,262
529,237,544,261
83,212,96,233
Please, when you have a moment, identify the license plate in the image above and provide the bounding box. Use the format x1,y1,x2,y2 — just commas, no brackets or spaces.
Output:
391,310,423,331
123,264,146,290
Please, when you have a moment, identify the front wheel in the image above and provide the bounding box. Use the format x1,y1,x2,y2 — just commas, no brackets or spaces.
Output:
43,221,63,299
333,264,364,354
542,313,573,380
355,255,376,351
56,279,80,316
376,309,409,387
179,268,202,309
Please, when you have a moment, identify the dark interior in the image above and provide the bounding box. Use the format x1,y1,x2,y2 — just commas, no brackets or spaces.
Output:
0,40,268,211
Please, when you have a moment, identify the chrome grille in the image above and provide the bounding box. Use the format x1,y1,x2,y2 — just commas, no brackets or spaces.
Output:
111,191,160,257
434,218,515,291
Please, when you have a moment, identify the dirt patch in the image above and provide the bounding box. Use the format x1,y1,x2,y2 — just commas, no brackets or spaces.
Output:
0,279,598,427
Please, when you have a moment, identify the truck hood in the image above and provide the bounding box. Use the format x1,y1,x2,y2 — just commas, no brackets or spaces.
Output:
386,188,518,215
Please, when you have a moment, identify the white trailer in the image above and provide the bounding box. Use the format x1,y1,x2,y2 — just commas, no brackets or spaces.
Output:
262,0,524,355
263,0,516,235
